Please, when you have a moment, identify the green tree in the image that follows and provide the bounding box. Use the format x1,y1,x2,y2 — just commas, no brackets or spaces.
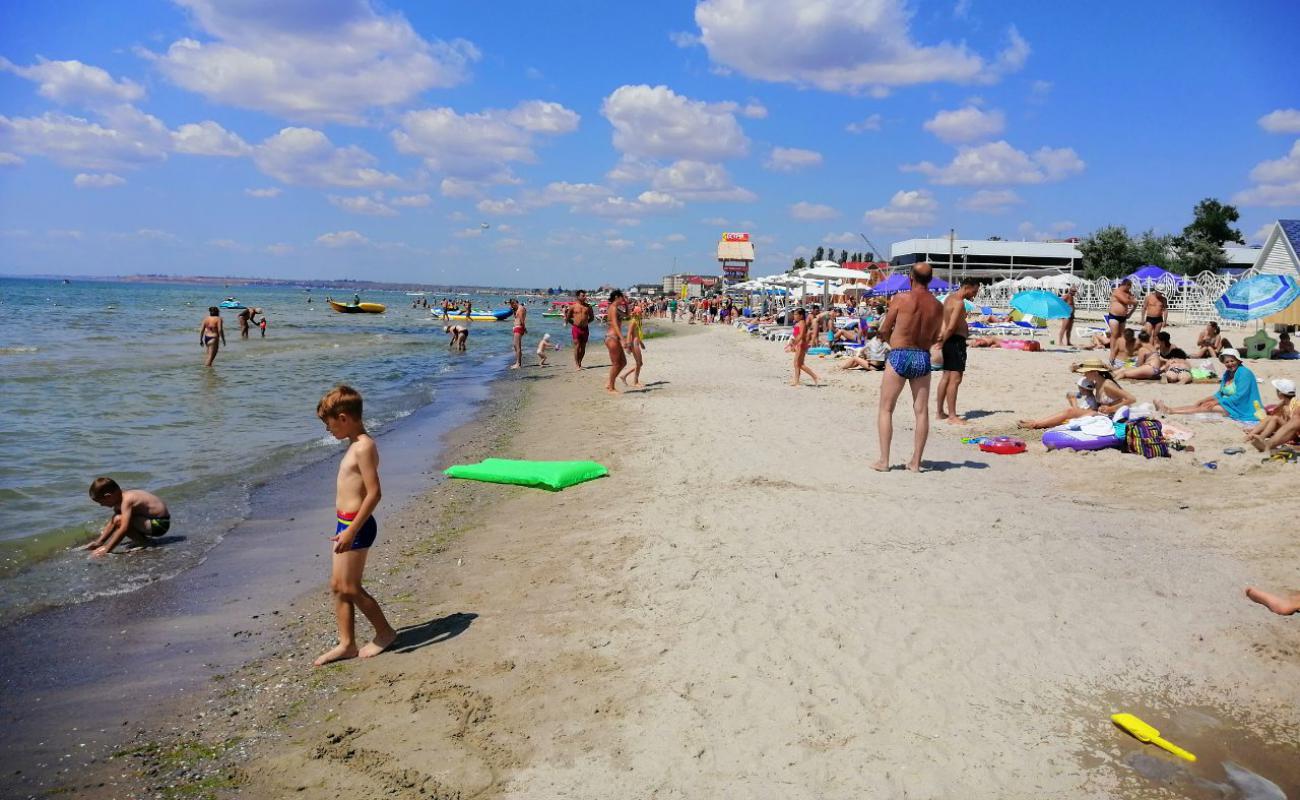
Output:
1183,198,1244,246
813,246,825,264
1078,225,1135,279
1129,229,1182,272
1175,235,1227,275
791,256,807,272
838,249,849,263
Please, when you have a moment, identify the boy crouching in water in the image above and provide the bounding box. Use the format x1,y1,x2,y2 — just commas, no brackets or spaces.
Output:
314,385,396,666
85,477,171,557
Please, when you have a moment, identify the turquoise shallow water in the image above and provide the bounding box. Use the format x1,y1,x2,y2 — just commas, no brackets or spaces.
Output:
0,277,551,621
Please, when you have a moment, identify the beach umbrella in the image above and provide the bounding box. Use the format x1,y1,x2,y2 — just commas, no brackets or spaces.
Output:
929,277,953,293
869,273,912,296
1214,274,1300,321
1010,289,1073,320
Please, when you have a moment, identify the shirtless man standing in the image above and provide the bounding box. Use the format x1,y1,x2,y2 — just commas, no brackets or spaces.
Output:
199,306,226,367
936,278,979,424
1142,288,1167,345
1107,279,1136,368
508,298,527,369
565,289,594,370
873,264,944,472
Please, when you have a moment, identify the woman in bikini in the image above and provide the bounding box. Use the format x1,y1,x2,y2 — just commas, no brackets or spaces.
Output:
789,308,821,387
619,303,646,388
1017,359,1134,429
604,290,628,395
198,306,226,367
1193,321,1227,359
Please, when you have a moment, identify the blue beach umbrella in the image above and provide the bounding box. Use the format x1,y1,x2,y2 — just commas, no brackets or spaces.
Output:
1214,274,1300,321
1009,290,1073,320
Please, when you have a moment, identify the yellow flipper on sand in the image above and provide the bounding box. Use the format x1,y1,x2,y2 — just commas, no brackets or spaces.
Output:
1111,713,1197,762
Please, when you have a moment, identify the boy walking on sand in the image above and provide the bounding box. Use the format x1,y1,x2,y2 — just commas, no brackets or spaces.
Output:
84,477,171,557
314,385,396,666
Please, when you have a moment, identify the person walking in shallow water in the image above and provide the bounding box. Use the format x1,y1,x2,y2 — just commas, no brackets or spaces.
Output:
873,264,943,472
199,306,226,367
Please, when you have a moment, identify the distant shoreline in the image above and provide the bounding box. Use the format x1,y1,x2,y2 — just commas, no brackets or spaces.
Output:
0,272,544,295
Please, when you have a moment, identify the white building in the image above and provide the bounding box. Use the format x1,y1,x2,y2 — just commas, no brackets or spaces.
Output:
889,238,1081,279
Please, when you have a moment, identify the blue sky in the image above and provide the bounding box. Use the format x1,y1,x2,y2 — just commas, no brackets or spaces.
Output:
1,0,1298,287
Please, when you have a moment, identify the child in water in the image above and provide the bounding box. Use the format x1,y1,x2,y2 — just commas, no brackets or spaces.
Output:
313,385,396,666
84,477,171,556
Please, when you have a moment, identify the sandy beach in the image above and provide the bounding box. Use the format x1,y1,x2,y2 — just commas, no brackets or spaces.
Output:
64,320,1300,800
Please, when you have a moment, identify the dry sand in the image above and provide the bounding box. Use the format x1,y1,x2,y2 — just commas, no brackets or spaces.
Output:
88,321,1300,799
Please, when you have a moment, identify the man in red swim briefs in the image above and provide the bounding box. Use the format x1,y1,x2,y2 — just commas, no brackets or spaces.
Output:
565,289,594,370
508,298,527,369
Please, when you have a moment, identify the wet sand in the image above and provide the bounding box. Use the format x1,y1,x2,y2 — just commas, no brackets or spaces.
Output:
0,368,509,799
36,321,1300,799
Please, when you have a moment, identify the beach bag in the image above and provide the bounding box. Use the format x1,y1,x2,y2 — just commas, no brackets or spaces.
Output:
1124,419,1170,459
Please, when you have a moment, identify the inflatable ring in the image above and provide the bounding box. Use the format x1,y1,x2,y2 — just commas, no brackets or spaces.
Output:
1041,430,1123,451
979,436,1026,455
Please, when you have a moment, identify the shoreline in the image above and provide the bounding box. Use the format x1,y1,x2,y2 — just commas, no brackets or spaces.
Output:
25,321,1300,799
0,350,524,799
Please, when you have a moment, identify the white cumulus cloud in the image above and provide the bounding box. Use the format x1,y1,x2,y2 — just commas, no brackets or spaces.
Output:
391,193,431,207
601,84,749,161
790,201,839,220
650,160,756,202
254,127,399,188
172,121,250,156
765,146,823,172
904,140,1083,185
1259,109,1300,134
316,230,369,248
693,0,1029,93
0,109,170,170
476,197,525,215
245,187,281,198
864,189,938,231
1,57,144,107
148,0,480,124
922,105,1005,143
1233,139,1300,207
847,114,883,133
73,172,126,188
958,188,1022,212
0,152,23,166
329,194,397,216
393,100,579,179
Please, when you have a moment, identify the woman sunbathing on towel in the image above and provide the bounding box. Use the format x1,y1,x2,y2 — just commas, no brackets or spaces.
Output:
1017,359,1134,429
1157,349,1194,384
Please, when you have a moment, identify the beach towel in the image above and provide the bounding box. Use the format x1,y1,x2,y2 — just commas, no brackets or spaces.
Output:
1125,419,1170,459
1213,364,1265,423
443,459,608,491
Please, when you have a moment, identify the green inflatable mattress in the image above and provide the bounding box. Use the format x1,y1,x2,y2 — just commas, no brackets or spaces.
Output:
443,458,609,491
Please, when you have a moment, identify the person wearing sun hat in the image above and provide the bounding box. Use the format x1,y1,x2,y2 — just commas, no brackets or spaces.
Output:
1017,358,1135,429
1155,348,1264,423
1246,377,1300,452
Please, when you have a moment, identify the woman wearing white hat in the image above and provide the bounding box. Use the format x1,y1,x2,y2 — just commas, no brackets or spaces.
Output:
1154,349,1264,423
1247,378,1300,452
1017,358,1135,429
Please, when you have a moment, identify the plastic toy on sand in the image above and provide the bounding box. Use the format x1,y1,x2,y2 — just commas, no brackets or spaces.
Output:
979,436,1026,455
1111,713,1197,762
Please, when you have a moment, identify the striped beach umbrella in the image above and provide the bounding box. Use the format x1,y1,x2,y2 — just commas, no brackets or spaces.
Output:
1214,274,1300,321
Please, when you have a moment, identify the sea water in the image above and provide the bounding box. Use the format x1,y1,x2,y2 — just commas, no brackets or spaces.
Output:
0,277,550,623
